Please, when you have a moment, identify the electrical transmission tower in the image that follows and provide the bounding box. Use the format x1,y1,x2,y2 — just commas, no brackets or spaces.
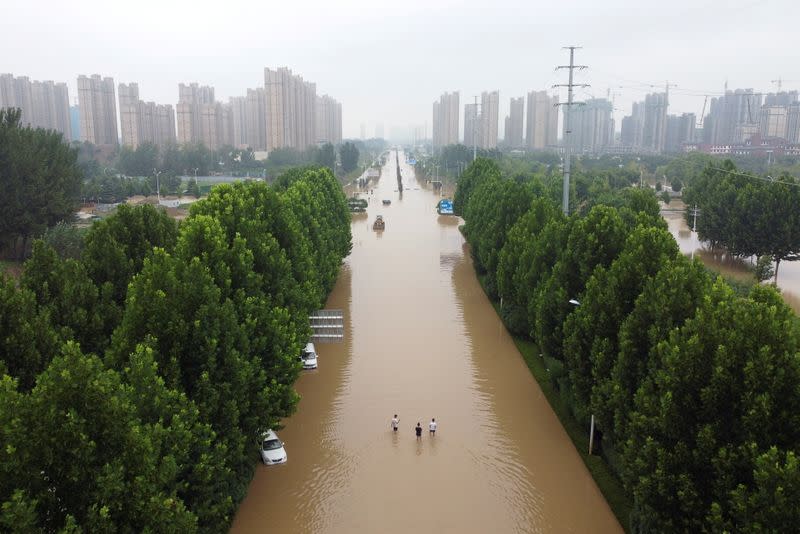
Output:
554,46,588,215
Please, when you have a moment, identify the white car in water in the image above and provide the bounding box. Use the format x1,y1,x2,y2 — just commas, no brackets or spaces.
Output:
300,342,318,369
260,429,287,465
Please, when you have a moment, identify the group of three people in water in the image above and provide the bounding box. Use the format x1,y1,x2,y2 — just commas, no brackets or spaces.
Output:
390,414,436,439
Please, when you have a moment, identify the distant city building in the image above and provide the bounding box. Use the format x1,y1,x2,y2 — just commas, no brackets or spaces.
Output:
375,122,384,139
760,105,789,138
0,73,71,141
264,67,317,152
788,103,800,143
620,92,668,153
119,82,176,148
316,94,342,145
665,113,696,152
70,105,80,140
703,88,761,145
464,103,480,149
480,91,499,149
77,74,118,146
505,96,524,148
567,98,613,154
176,83,215,147
432,91,459,149
526,90,559,149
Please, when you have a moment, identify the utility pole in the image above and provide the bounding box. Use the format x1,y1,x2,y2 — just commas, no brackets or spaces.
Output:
554,46,588,215
690,205,700,260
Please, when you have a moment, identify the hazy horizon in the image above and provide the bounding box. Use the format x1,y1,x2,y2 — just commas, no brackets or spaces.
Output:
3,0,797,141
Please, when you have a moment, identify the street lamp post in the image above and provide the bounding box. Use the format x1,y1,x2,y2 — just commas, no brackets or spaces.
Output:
567,297,594,454
194,167,199,187
154,168,162,203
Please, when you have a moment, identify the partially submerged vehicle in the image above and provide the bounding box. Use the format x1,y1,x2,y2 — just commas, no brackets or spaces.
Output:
373,215,385,230
260,430,287,465
382,199,391,205
437,199,454,215
300,342,318,369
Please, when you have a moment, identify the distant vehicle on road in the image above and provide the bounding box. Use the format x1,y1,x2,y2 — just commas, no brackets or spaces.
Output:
373,215,385,230
260,430,287,465
300,342,318,369
382,199,391,205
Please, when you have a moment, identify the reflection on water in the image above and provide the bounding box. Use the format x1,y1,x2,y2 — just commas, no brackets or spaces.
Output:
230,152,621,533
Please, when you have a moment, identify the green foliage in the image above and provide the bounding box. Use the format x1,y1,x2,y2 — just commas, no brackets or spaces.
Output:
316,143,336,170
82,203,178,305
339,142,359,173
0,154,352,532
0,277,60,390
0,108,82,259
624,282,800,531
684,162,800,282
452,157,501,216
754,255,775,283
457,153,800,531
40,222,85,260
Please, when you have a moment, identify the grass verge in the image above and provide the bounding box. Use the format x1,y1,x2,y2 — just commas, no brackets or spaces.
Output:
478,275,632,532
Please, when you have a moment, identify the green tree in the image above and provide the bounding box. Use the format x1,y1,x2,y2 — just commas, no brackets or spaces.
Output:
0,343,199,532
0,277,60,390
339,142,359,173
0,108,83,259
316,143,336,170
82,204,178,305
452,158,501,217
624,282,800,531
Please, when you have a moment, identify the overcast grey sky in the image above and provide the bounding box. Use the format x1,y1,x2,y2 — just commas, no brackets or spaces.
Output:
3,0,797,140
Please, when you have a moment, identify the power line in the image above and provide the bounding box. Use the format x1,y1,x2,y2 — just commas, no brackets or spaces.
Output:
707,166,800,188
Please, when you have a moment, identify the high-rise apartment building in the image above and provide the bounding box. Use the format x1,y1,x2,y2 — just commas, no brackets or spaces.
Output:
621,93,668,153
432,91,459,148
505,96,524,148
316,94,342,145
1,73,71,141
228,96,248,149
464,103,480,149
480,91,499,149
787,103,800,144
665,113,696,152
119,82,176,148
264,67,317,152
77,74,118,146
567,98,613,154
176,83,215,146
703,89,761,145
526,91,559,149
245,88,267,150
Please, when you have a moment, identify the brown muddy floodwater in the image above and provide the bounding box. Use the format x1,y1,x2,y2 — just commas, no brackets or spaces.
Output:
230,152,621,533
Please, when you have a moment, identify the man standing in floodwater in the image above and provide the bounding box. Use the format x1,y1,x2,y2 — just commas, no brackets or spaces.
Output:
415,423,422,439
429,418,437,435
391,414,399,432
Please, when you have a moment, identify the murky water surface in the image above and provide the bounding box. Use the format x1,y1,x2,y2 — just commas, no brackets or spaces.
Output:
230,152,622,533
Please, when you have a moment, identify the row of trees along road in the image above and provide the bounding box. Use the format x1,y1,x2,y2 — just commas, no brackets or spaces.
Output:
456,157,800,532
0,115,352,532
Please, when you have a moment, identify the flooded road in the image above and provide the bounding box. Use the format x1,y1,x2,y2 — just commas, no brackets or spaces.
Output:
230,151,621,533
